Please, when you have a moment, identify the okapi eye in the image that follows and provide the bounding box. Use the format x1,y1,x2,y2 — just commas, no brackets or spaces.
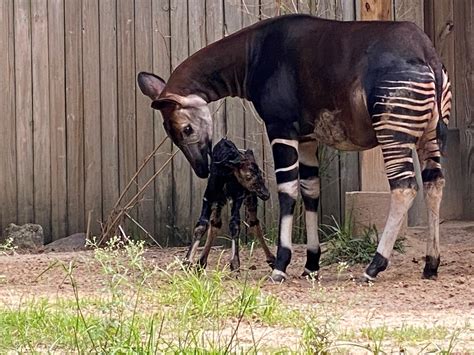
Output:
183,125,193,136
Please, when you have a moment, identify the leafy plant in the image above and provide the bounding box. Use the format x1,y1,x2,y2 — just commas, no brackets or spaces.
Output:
321,216,405,266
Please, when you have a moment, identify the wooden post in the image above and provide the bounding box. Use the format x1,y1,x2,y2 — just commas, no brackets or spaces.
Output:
359,0,393,192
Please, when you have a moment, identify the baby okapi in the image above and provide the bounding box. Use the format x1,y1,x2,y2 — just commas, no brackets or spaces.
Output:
185,138,275,271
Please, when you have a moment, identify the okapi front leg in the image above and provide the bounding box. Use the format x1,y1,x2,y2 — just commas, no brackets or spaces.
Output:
198,205,223,268
270,138,299,282
298,140,321,277
245,194,275,268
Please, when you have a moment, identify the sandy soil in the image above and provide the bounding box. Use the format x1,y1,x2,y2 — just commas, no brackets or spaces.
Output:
0,221,472,349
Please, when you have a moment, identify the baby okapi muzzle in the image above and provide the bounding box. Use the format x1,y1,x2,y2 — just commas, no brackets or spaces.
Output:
185,138,275,272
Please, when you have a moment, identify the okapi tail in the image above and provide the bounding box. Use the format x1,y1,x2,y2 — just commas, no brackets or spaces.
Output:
436,65,452,156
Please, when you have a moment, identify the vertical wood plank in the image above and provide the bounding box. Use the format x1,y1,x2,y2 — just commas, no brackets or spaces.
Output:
99,0,120,228
14,0,34,225
48,0,68,240
32,0,52,240
454,0,474,219
314,2,342,223
393,0,423,28
82,0,102,236
152,0,174,245
117,0,137,225
135,0,156,238
207,0,226,141
0,0,17,233
359,0,392,194
241,0,268,238
65,0,85,234
189,0,208,235
260,0,280,233
337,0,358,223
433,0,455,127
170,0,192,245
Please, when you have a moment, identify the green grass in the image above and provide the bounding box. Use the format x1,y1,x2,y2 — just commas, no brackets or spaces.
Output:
0,237,469,353
320,216,406,266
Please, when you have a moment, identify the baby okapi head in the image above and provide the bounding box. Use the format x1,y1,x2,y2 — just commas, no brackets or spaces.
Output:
212,139,270,201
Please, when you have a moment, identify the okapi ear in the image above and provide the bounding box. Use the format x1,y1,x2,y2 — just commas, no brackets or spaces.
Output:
244,149,255,158
151,98,180,111
137,72,166,100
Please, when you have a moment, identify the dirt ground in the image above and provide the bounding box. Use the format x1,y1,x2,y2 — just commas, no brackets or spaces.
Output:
0,221,472,348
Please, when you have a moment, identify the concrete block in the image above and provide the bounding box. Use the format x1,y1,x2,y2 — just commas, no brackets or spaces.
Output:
345,191,407,237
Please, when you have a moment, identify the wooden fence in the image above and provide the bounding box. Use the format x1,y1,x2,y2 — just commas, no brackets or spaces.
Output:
0,0,471,245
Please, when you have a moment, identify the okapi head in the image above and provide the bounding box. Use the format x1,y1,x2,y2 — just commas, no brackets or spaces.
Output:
137,72,212,178
212,139,270,201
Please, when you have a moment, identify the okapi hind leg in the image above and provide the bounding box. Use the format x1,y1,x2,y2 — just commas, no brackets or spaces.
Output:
418,145,445,279
244,194,276,269
228,196,244,272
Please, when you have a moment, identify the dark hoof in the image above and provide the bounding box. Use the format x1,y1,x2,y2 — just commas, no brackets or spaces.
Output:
301,268,319,280
269,270,287,283
365,252,389,280
422,255,440,280
266,256,276,270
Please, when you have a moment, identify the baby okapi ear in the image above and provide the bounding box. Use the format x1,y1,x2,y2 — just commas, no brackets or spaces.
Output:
137,72,167,100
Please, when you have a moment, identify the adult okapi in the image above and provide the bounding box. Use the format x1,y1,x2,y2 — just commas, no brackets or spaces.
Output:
137,14,452,282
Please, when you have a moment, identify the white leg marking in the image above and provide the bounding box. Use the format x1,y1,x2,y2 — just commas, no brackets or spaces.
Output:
305,211,319,252
271,138,299,149
280,215,293,250
277,180,299,199
274,161,299,174
377,188,416,258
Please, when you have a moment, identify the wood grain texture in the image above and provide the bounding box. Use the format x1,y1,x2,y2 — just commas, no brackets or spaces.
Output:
454,0,474,219
48,0,68,240
360,0,392,20
135,0,155,238
117,0,137,224
32,0,52,240
0,0,17,233
170,0,192,245
65,0,85,234
394,0,423,28
152,0,174,244
82,0,102,236
14,0,34,225
99,0,120,230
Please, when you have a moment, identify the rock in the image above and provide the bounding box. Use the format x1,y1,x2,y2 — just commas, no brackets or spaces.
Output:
44,233,87,252
3,223,44,251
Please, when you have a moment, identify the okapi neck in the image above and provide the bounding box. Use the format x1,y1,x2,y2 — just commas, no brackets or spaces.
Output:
164,30,251,103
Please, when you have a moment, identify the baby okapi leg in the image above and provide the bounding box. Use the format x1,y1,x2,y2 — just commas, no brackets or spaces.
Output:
270,138,299,282
198,206,223,268
245,194,275,268
186,198,212,264
298,140,321,278
229,197,244,272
